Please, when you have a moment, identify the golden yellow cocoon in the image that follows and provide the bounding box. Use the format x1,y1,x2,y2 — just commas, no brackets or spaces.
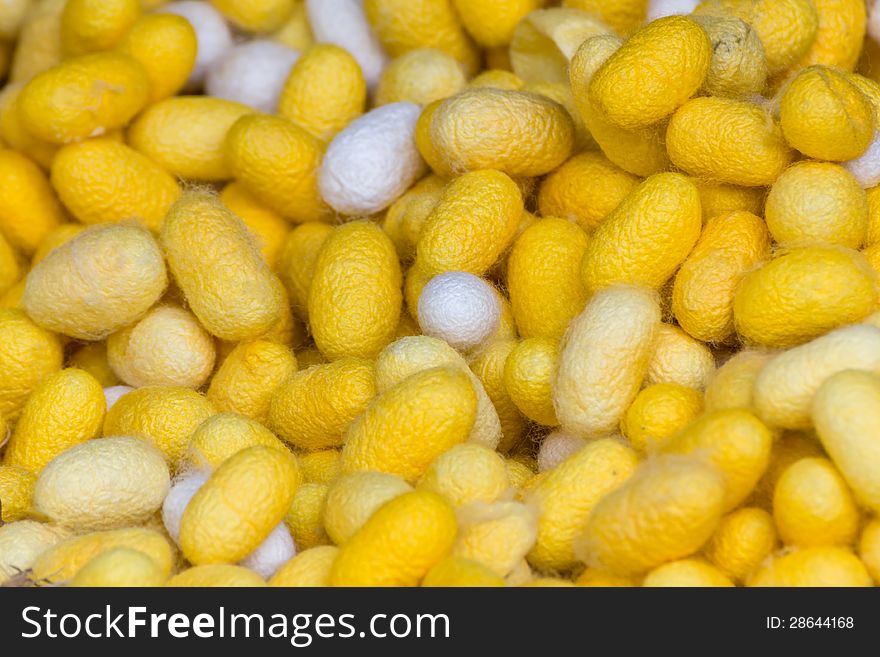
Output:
704,349,773,412
507,218,588,340
749,547,871,587
695,181,765,223
269,546,339,587
278,221,334,320
376,48,467,107
673,211,770,344
0,465,36,522
60,0,141,56
789,0,865,72
268,358,376,451
620,383,704,455
4,368,105,473
504,337,559,427
278,44,366,142
211,0,292,33
329,490,458,586
323,471,412,545
23,223,168,341
341,367,476,482
71,547,167,587
577,455,725,575
286,482,330,550
188,412,288,470
103,386,215,466
527,438,639,573
733,245,877,348
219,182,290,270
589,16,710,131
418,443,510,508
468,339,524,453
554,285,661,437
752,431,825,510
452,0,540,48
0,309,63,421
666,97,794,187
643,560,734,587
0,232,18,299
9,0,65,83
428,89,575,178
0,149,64,255
167,564,266,588
18,52,149,144
308,221,402,361
563,0,646,35
299,449,342,485
664,409,773,511
454,501,537,578
128,96,253,182
645,324,716,391
693,15,767,99
813,370,880,513
581,173,702,294
859,520,880,584
704,507,777,583
383,174,446,261
422,556,506,587
0,83,59,169
180,446,300,565
161,191,285,342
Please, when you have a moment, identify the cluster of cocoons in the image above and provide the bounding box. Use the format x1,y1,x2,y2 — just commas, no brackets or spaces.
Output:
3,0,880,590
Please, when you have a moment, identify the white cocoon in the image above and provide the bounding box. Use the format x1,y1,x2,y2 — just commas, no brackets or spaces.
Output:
844,131,880,188
161,469,210,545
319,102,426,215
238,523,296,578
417,272,501,351
103,385,134,410
537,432,588,472
647,0,701,21
161,1,234,90
206,40,300,113
305,0,389,89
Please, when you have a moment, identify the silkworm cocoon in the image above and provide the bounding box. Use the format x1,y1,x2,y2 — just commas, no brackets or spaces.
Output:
522,80,594,153
0,232,18,297
418,444,510,508
383,175,447,261
210,0,291,33
239,523,296,579
453,501,538,578
536,432,587,473
751,431,825,510
0,465,35,522
167,564,266,587
673,211,770,343
504,338,559,427
554,285,661,437
664,409,773,511
269,545,339,587
416,170,523,278
342,367,477,482
860,520,880,584
645,324,716,391
4,369,105,473
363,0,479,75
180,446,300,565
0,521,69,584
319,103,425,216
789,0,866,72
695,181,765,222
206,40,299,113
103,386,134,410
277,44,367,142
300,450,342,485
278,222,334,320
268,358,376,450
643,559,735,587
753,325,880,429
691,14,767,98
207,340,297,424
376,48,467,107
451,0,540,49
160,1,233,90
0,149,64,255
704,350,772,413
128,96,252,182
188,412,287,470
71,547,166,587
162,469,210,545
30,528,174,584
329,490,457,586
417,272,500,352
117,13,197,103
773,457,859,548
748,547,871,587
733,245,878,348
422,556,506,587
23,224,167,341
813,370,880,513
469,70,525,90
704,507,777,583
304,0,388,90
468,339,525,453
161,191,285,342
375,336,502,449
323,471,411,545
509,8,611,85
589,16,710,130
0,0,29,40
666,97,794,186
527,438,639,572
537,152,640,233
577,455,725,575
0,309,62,422
30,224,85,267
219,183,290,270
67,344,122,393
103,386,215,465
581,173,702,294
33,436,169,531
844,132,880,188
620,383,704,455
18,53,148,144
286,482,330,550
427,89,574,178
50,139,180,233
9,0,65,84
60,0,140,56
